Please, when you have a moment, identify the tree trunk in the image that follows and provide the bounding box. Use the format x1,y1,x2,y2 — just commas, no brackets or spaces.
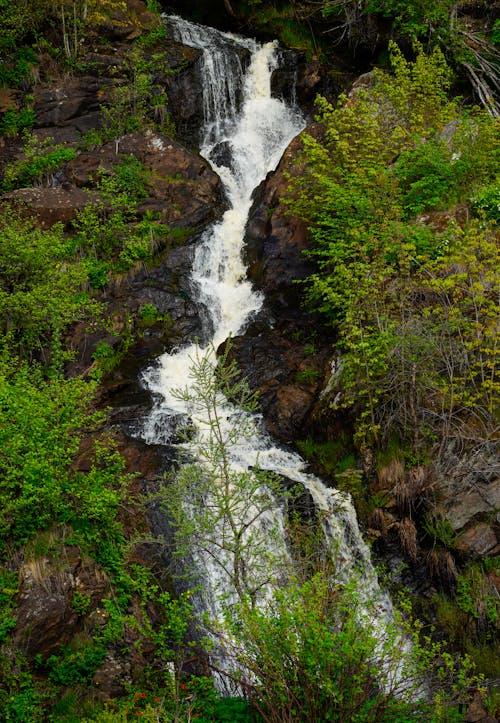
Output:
223,0,237,17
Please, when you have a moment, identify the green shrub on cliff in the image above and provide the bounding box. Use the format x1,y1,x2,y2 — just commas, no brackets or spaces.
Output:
286,44,499,451
0,212,100,359
1,134,76,192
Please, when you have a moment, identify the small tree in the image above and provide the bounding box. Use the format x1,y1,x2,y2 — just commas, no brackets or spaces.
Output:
160,343,291,607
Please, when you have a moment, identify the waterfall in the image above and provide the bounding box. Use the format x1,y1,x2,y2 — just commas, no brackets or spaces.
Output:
139,15,403,692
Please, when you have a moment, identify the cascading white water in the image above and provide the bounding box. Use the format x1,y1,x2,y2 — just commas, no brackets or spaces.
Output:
140,15,406,693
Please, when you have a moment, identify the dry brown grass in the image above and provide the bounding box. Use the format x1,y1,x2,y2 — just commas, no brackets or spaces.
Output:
368,508,394,539
22,558,73,596
399,517,418,562
426,548,458,587
393,466,435,514
377,457,405,490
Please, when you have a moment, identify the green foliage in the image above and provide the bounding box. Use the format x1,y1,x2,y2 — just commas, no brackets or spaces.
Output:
472,179,500,222
0,47,37,87
220,574,477,722
0,212,99,356
286,45,499,451
73,163,166,279
394,139,460,217
1,134,76,192
296,434,355,479
71,591,92,617
46,645,106,685
113,155,149,199
423,515,456,549
0,352,128,553
492,20,500,47
364,0,452,41
101,46,171,140
0,106,36,136
162,343,291,603
0,648,45,722
0,569,17,643
139,304,160,324
0,356,88,545
456,566,498,627
294,367,321,385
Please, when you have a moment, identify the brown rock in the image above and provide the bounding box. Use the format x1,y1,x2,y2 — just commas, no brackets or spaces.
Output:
65,130,223,229
2,186,90,227
464,691,497,722
0,88,20,112
444,479,500,531
272,385,315,440
14,548,110,659
92,652,132,697
245,129,315,313
34,77,111,128
14,557,78,658
457,524,499,557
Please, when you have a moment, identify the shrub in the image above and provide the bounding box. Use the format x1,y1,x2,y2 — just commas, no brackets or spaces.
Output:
218,574,477,722
1,134,76,191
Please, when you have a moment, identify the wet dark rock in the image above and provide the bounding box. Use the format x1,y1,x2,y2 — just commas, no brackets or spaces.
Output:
163,43,204,148
244,130,315,315
229,321,330,442
271,48,301,105
66,237,204,380
33,77,112,128
209,140,233,170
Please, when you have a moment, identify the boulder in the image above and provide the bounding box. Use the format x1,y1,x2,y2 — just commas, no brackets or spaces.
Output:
229,321,330,442
34,76,112,128
2,185,90,227
14,548,110,659
89,0,160,42
456,524,499,557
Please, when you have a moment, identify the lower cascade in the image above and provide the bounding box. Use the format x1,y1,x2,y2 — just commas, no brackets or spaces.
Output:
139,15,400,690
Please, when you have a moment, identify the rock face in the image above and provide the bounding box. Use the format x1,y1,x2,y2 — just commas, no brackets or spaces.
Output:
65,130,223,229
245,131,313,316
3,185,90,227
434,441,500,558
33,76,113,131
162,41,205,147
14,548,111,659
228,318,331,443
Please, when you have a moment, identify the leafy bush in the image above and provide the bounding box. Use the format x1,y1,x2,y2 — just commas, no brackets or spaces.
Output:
0,212,98,355
472,180,500,222
0,107,36,136
219,574,477,722
46,645,106,686
1,134,76,192
0,46,37,87
395,139,459,216
285,44,499,451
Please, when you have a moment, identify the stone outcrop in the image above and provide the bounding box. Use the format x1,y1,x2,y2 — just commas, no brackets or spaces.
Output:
65,130,223,229
245,130,313,316
228,319,331,442
2,185,90,227
14,547,111,659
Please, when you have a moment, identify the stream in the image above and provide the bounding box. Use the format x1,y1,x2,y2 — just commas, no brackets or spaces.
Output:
137,14,400,691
